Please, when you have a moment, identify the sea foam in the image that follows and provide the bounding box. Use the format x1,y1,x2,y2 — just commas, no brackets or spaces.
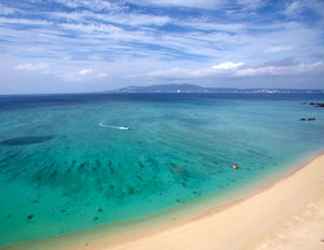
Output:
99,122,129,130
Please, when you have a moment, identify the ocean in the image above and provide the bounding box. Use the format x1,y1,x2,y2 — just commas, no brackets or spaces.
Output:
0,93,323,247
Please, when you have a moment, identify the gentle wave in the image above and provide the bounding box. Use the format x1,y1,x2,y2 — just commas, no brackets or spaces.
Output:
98,122,129,130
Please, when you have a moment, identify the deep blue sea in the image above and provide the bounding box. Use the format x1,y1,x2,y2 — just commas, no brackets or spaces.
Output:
0,93,323,247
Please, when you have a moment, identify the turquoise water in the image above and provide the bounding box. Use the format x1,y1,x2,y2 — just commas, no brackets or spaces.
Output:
0,94,323,247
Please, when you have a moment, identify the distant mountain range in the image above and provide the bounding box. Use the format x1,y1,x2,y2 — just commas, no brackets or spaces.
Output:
108,84,324,94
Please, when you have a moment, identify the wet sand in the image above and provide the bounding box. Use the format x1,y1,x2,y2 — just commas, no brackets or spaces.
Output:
3,154,324,250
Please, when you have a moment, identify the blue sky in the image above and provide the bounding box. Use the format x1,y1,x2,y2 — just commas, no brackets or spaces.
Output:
0,0,324,93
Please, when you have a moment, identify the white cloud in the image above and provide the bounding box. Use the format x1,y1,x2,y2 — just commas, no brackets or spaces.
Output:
265,46,293,53
15,63,49,72
60,22,120,33
284,0,324,19
236,61,324,76
1,0,324,92
147,62,245,79
212,62,245,70
146,61,324,81
237,0,267,10
52,0,122,11
53,11,171,28
285,1,303,16
79,68,94,75
58,67,109,82
132,0,223,8
97,72,109,78
0,3,17,15
0,17,50,26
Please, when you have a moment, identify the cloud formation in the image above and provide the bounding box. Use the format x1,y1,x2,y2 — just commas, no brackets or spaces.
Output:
15,63,49,72
0,0,323,93
212,62,245,71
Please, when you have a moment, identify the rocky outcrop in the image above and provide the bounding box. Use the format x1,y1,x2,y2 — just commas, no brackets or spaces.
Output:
300,117,316,121
309,102,324,108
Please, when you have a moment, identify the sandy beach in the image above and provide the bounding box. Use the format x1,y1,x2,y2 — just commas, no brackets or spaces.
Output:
3,153,324,250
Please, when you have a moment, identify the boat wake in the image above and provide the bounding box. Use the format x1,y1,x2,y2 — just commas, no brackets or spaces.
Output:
99,122,129,130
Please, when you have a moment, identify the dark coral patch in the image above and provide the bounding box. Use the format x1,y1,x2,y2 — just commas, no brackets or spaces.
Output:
0,136,55,146
27,214,34,220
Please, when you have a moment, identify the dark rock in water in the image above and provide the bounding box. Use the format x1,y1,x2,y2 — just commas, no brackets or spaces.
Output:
127,186,136,195
27,214,34,220
94,160,101,171
169,163,185,175
107,161,115,174
300,117,316,122
138,161,145,169
60,209,66,213
50,170,58,179
78,162,86,171
97,208,103,213
136,175,144,181
66,167,72,174
93,216,99,221
0,136,54,146
309,102,324,108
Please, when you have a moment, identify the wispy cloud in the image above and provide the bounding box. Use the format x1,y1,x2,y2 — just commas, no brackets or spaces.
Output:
212,62,245,70
129,0,223,9
0,0,323,93
15,63,49,72
236,61,324,77
0,3,18,15
79,68,94,76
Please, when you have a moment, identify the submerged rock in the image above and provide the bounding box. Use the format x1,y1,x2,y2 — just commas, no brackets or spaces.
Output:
0,136,54,146
27,214,34,220
309,102,324,108
300,117,316,121
127,186,136,195
169,163,185,175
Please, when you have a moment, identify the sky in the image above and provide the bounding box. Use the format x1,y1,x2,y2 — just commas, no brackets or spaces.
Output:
0,0,324,94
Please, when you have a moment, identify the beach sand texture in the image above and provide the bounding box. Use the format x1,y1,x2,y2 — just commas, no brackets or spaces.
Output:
3,154,324,250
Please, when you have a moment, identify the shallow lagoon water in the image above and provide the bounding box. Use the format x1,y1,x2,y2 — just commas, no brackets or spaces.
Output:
0,93,324,247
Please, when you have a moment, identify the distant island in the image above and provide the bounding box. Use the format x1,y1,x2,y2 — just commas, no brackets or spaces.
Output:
108,84,324,94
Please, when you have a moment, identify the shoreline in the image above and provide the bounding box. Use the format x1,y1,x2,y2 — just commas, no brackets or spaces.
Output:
3,151,324,250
